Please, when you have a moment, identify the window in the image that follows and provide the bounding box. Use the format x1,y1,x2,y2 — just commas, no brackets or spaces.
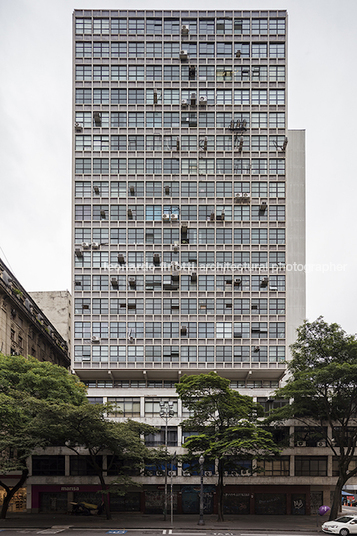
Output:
252,18,267,34
107,397,140,417
269,181,285,198
75,88,91,104
128,65,145,81
74,321,91,339
146,42,162,57
199,112,215,128
269,18,286,35
270,89,285,105
234,298,250,314
111,18,127,34
146,18,162,34
128,18,144,34
145,427,178,447
251,90,267,105
199,18,215,34
252,43,267,58
163,159,180,174
111,112,127,128
75,42,91,57
251,65,268,82
251,112,267,128
234,229,250,244
164,18,180,34
164,112,180,128
93,42,109,58
269,65,285,82
75,65,91,80
199,65,215,81
199,159,214,175
198,346,214,363
70,456,102,476
32,456,65,476
75,112,91,128
146,65,162,81
269,251,285,267
198,322,215,338
269,229,285,244
269,322,285,339
92,275,109,291
295,457,327,477
269,205,285,221
164,65,180,81
217,42,232,57
269,112,285,128
234,18,250,34
234,43,249,57
93,88,109,104
270,43,285,58
93,18,109,34
251,229,268,244
198,275,215,291
199,42,215,57
217,89,232,105
163,89,179,105
251,182,268,197
92,299,108,315
216,17,232,34
111,42,127,58
234,322,250,339
74,275,90,291
75,18,92,34
270,159,285,175
258,456,289,476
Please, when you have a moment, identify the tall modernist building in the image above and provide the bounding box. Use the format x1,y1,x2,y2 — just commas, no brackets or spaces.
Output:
72,10,308,515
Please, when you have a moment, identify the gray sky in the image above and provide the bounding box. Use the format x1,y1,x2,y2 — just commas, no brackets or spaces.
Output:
0,0,356,333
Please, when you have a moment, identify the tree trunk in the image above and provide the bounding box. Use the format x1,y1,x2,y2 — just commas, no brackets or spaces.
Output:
0,468,29,519
329,476,345,520
97,471,111,520
216,460,224,522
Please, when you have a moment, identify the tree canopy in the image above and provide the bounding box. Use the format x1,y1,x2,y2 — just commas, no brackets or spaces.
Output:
0,354,87,518
265,317,357,519
176,372,280,521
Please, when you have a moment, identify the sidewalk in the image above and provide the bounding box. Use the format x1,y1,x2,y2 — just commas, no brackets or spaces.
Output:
0,511,325,532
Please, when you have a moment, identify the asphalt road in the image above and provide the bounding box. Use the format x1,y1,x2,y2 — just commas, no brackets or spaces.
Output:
0,530,321,536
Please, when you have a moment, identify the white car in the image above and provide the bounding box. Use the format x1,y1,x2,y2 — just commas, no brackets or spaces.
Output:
322,515,357,535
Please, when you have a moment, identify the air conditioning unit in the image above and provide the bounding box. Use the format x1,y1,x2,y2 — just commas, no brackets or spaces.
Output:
129,277,136,288
190,92,196,105
235,50,241,58
181,326,187,336
191,272,197,282
153,253,161,265
199,96,207,105
92,242,100,249
242,192,251,202
182,470,191,477
173,242,179,252
204,471,213,477
168,470,177,477
296,441,306,447
162,213,170,222
234,193,243,203
181,222,188,232
100,209,106,218
171,214,179,222
118,253,125,265
317,440,326,447
74,122,83,132
130,185,135,195
93,185,100,194
92,336,100,343
181,98,188,107
260,201,267,211
181,25,189,34
180,50,188,60
210,211,215,221
75,247,83,257
82,242,90,249
129,336,134,343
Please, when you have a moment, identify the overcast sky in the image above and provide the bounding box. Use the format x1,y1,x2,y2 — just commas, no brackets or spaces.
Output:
0,0,356,333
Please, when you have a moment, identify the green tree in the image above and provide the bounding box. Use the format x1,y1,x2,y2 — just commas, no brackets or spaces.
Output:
0,354,87,519
265,317,357,520
54,403,156,520
176,372,280,521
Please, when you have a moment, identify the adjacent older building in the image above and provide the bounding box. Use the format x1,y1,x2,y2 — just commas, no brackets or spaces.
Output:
0,258,70,367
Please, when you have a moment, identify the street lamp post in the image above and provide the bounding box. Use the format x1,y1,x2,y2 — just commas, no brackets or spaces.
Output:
160,400,174,522
198,454,205,525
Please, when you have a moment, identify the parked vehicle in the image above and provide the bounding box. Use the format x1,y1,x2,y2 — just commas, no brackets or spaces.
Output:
322,515,357,535
70,501,104,516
